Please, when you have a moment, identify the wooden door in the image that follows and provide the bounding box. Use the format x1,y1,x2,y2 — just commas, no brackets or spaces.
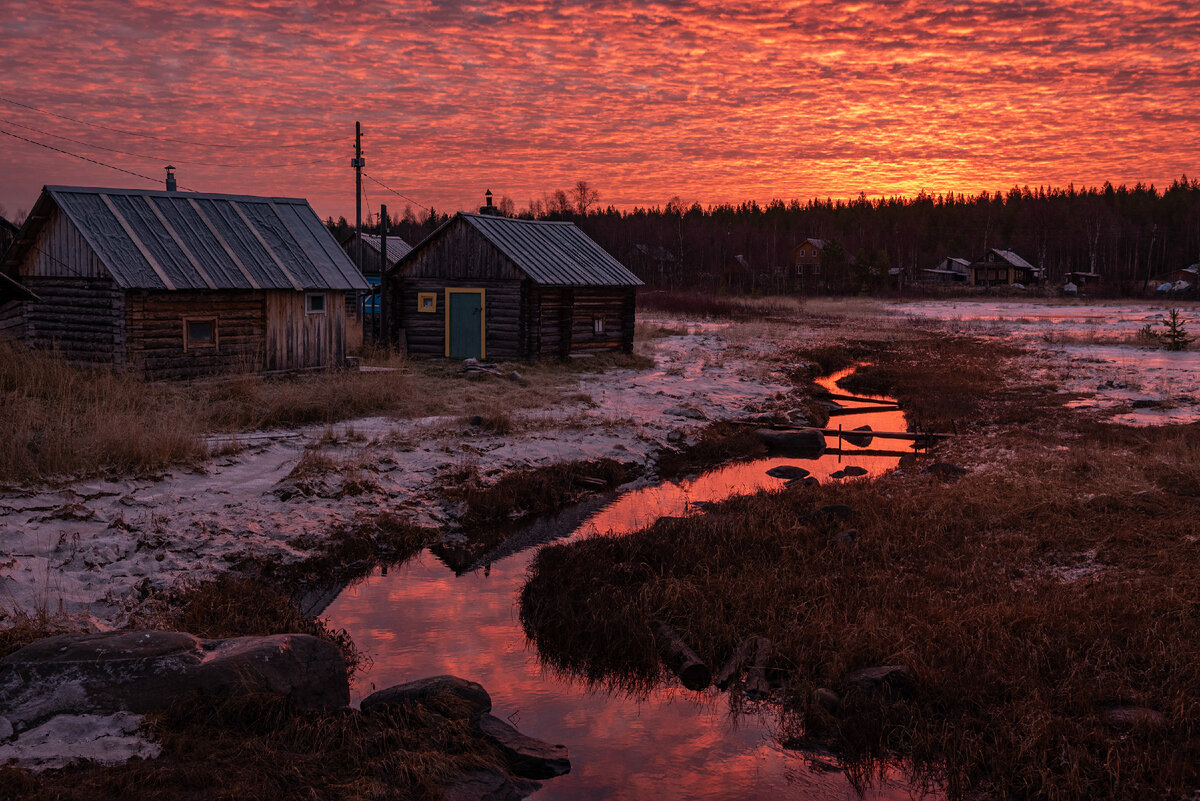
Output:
446,289,484,359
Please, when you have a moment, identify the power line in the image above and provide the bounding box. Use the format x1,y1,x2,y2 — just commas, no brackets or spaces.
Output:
0,125,198,191
0,117,338,168
0,96,345,149
362,172,432,213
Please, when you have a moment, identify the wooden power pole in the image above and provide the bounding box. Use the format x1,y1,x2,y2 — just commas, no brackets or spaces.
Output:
380,204,389,346
352,121,364,283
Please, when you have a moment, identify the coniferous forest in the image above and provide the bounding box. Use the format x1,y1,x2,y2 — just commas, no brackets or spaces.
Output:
332,177,1200,296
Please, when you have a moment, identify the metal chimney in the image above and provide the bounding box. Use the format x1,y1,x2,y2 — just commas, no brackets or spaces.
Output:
165,165,177,192
479,189,500,215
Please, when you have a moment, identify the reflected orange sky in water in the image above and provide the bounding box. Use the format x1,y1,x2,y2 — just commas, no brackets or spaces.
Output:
322,369,926,799
2,1,1198,220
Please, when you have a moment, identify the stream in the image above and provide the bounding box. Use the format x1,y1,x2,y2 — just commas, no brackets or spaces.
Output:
322,367,933,800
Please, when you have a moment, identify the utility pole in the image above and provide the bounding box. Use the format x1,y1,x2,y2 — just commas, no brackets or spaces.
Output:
352,121,364,280
380,204,389,347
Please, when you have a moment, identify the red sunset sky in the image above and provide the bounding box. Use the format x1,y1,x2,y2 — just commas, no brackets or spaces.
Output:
1,0,1198,223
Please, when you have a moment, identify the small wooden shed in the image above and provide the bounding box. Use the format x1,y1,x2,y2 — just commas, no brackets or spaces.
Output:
387,212,642,360
0,185,369,379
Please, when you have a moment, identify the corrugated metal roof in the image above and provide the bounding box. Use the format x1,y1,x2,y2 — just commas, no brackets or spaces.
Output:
459,213,642,287
989,249,1035,270
360,234,413,265
33,186,368,292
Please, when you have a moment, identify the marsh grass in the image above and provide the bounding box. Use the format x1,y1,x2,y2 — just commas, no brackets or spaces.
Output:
1,691,509,801
454,458,635,527
520,332,1200,800
0,343,623,484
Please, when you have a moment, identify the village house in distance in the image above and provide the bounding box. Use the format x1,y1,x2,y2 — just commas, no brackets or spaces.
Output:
0,183,368,379
386,193,642,360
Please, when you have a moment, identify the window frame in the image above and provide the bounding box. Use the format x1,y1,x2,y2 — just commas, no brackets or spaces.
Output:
183,317,219,352
305,292,327,315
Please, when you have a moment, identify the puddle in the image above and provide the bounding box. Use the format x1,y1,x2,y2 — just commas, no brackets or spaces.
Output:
322,367,933,800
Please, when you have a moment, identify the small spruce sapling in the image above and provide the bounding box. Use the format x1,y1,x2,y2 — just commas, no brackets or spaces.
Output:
1160,308,1194,351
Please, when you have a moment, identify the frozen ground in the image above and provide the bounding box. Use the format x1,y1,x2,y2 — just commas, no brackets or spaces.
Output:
0,325,795,631
890,300,1200,425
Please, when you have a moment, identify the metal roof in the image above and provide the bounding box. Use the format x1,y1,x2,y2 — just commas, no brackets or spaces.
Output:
989,249,1035,270
12,186,368,292
360,234,413,265
456,213,642,287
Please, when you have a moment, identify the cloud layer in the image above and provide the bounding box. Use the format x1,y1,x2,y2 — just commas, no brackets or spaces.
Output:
2,0,1198,220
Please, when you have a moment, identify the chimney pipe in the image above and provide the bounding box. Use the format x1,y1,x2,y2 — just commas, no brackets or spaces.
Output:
485,189,493,207
165,165,177,192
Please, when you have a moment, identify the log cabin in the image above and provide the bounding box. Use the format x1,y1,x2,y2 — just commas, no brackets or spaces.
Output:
0,185,369,380
386,211,642,360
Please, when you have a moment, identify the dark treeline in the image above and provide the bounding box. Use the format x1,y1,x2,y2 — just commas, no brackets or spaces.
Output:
329,178,1200,296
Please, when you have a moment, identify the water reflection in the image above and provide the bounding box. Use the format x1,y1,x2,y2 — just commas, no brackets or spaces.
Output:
323,368,930,800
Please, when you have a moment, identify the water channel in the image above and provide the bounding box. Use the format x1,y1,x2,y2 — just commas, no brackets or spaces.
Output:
322,368,933,800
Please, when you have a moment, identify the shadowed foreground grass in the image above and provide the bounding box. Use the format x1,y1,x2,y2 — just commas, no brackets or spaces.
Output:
521,333,1200,800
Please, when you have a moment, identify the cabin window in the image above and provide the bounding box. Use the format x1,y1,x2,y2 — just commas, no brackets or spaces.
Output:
305,293,326,314
593,315,606,335
799,249,806,257
183,318,217,351
418,292,437,312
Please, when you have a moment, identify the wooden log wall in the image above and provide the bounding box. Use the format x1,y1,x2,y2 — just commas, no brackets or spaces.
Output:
20,207,107,279
569,288,636,355
0,300,25,342
126,290,266,380
264,291,347,372
397,278,523,359
344,290,364,352
20,276,125,367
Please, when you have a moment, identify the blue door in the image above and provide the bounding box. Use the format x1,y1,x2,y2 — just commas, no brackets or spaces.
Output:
447,291,484,359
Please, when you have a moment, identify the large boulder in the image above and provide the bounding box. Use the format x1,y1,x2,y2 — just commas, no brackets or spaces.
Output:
0,631,348,732
440,768,541,801
756,428,826,458
360,675,492,720
478,714,571,779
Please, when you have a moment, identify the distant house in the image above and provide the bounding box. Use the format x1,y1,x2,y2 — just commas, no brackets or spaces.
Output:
793,238,825,278
1152,264,1198,293
343,233,414,348
344,233,413,277
920,257,971,284
1064,271,1101,287
969,249,1041,286
386,210,642,360
0,185,368,379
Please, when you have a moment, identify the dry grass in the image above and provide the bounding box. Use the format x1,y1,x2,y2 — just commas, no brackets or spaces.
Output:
1,691,509,801
520,332,1200,800
454,458,635,527
638,291,807,319
0,343,645,485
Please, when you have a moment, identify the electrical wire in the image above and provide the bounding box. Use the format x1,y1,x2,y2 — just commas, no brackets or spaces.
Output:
362,172,432,214
1,96,345,149
0,117,339,169
0,125,196,190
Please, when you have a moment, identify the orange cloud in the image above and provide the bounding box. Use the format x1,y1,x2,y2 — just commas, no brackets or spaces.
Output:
2,0,1197,221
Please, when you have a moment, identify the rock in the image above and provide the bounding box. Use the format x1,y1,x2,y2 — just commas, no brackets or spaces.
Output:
1131,398,1160,409
811,688,841,715
0,631,348,731
507,371,523,383
846,665,916,698
0,715,12,741
665,405,707,421
787,410,811,426
470,414,484,426
833,529,857,547
923,462,968,481
842,425,873,447
842,466,868,477
440,767,541,801
829,470,846,479
788,476,820,488
757,428,826,458
766,465,810,480
462,358,479,367
478,714,571,779
361,675,491,720
1105,706,1165,729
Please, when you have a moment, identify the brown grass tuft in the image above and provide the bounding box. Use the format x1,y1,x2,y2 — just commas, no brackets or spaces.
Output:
520,333,1200,800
